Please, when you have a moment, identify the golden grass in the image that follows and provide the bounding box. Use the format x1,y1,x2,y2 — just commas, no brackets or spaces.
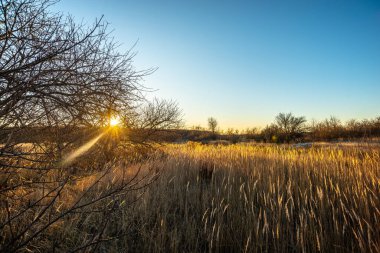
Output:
1,142,379,252
115,143,380,252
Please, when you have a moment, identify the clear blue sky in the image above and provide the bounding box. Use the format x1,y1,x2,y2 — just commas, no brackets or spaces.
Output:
53,0,380,129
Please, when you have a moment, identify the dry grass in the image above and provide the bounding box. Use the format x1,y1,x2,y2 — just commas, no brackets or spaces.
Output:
115,142,380,252
1,142,379,252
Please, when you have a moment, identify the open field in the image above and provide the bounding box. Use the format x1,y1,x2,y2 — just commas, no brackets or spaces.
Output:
118,143,380,252
2,1,379,252
1,142,380,252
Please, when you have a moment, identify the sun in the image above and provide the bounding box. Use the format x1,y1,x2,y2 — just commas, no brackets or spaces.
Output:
109,116,120,127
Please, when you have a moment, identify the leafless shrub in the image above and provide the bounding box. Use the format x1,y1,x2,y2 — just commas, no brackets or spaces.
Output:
0,0,181,251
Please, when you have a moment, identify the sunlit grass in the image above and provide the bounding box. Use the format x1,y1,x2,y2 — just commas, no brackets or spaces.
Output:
1,142,379,252
123,142,380,252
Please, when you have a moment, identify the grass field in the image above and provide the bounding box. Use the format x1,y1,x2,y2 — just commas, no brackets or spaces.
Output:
1,142,379,252
112,142,379,252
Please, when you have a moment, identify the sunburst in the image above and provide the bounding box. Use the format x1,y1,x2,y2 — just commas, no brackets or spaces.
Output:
109,116,120,127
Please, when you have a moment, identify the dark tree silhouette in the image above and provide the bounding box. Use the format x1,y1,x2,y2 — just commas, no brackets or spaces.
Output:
274,113,306,142
0,1,181,252
208,117,218,135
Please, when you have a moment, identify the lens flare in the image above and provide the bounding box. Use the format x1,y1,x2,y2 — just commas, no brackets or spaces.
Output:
61,132,105,166
110,116,120,127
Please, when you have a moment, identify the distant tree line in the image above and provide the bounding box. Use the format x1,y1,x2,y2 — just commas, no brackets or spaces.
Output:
261,113,380,143
180,114,380,144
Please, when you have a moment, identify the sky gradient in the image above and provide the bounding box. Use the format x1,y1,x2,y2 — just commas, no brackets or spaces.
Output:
53,0,380,129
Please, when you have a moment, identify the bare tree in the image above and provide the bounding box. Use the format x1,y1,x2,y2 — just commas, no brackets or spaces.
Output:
261,124,280,143
305,116,380,141
242,127,258,141
207,117,218,135
124,98,183,145
275,113,306,142
0,0,181,251
226,127,240,143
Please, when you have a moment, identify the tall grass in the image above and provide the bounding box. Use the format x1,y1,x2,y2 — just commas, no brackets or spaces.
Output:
1,143,379,252
116,143,380,252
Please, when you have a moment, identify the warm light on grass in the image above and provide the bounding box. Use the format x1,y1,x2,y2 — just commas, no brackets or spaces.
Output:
109,116,120,127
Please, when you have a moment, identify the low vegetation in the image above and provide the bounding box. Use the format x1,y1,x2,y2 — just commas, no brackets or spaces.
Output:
118,143,379,252
3,142,378,252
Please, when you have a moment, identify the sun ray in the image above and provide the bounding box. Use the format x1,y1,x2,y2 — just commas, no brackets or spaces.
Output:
61,132,105,166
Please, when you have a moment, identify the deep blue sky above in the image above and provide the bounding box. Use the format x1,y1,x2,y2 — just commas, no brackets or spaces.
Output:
53,0,380,129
